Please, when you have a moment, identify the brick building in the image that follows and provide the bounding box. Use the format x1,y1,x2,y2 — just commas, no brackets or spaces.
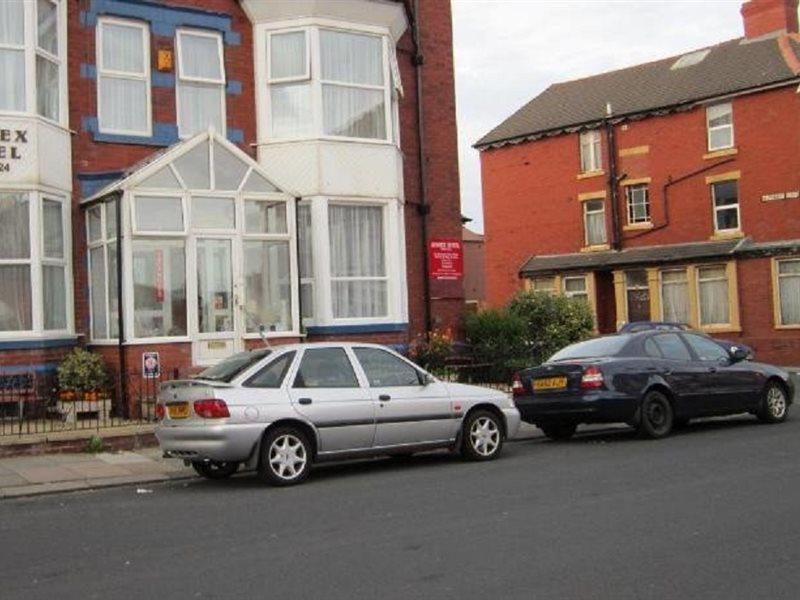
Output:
477,0,800,364
0,0,463,380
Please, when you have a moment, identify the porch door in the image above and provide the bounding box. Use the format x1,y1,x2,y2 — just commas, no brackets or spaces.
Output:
194,237,242,365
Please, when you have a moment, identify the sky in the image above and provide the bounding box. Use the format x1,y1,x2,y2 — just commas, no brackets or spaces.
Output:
452,0,750,233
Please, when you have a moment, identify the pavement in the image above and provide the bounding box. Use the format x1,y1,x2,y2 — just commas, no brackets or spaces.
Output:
0,446,193,498
3,414,800,599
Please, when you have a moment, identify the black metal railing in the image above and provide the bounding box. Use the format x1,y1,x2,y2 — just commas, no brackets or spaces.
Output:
0,368,181,438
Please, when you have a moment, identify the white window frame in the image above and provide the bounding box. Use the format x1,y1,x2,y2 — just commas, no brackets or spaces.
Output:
711,180,741,233
130,193,188,237
260,23,394,145
562,275,588,301
96,17,152,136
175,28,226,139
296,201,315,324
583,199,607,247
86,201,119,341
579,130,602,173
0,190,73,339
706,102,734,152
625,184,651,225
328,200,390,321
34,0,61,123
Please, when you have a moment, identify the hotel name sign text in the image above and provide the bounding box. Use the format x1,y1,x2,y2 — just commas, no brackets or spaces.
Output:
0,128,29,174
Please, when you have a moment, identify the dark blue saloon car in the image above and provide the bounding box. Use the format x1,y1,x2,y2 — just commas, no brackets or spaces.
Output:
512,331,793,440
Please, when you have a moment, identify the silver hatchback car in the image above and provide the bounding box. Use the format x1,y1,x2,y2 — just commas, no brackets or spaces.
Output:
156,342,520,486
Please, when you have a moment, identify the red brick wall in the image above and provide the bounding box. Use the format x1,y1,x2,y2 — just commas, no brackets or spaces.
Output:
399,0,465,340
482,85,800,307
67,0,256,339
481,84,800,363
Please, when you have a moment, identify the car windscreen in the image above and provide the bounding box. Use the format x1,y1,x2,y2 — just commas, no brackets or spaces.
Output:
196,349,272,382
548,336,630,362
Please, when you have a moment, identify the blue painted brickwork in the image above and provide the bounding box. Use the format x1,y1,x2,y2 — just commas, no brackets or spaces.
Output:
81,0,241,45
77,171,125,198
81,117,180,147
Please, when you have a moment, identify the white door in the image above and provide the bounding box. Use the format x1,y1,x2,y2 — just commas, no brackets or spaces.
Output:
193,237,242,365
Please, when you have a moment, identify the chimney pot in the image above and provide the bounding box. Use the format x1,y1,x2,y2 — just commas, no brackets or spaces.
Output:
741,0,799,39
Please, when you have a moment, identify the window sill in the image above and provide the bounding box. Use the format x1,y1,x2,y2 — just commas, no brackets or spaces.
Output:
576,170,605,181
774,324,800,330
242,332,304,340
623,222,654,231
703,147,738,160
580,244,610,253
259,136,398,148
698,325,741,334
709,230,744,241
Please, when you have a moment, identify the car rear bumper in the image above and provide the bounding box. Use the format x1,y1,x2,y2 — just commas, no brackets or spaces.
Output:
155,422,266,462
514,392,638,425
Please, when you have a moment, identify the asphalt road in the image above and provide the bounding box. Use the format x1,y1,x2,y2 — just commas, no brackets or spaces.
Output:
3,415,800,600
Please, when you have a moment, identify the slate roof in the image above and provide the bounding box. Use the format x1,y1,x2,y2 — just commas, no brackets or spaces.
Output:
519,239,744,275
476,35,800,149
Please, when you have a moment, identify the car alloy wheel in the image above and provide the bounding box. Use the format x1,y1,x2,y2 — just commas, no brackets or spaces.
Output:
259,427,312,486
758,382,788,424
269,434,307,480
461,410,504,461
639,390,674,439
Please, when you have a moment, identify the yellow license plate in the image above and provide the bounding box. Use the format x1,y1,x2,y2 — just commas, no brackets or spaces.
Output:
167,403,190,419
533,377,567,391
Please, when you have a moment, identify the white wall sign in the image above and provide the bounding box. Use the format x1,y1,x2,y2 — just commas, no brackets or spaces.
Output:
0,127,30,175
761,191,799,202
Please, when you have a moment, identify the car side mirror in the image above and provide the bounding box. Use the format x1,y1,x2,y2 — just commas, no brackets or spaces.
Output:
420,372,436,386
729,346,748,363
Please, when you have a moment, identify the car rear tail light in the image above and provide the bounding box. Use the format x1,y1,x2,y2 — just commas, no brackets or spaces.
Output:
580,366,604,390
155,403,165,420
511,373,525,396
193,399,230,419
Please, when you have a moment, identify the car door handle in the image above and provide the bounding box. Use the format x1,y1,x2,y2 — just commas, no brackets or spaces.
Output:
379,394,391,401
708,367,718,373
298,398,312,405
664,369,673,376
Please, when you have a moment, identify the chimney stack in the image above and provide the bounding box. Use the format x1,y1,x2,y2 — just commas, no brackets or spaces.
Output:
741,0,799,39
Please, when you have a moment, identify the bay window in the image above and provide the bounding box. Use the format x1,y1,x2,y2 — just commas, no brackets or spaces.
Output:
0,194,31,331
329,204,387,319
36,0,60,121
176,30,225,138
625,270,651,323
531,276,556,294
132,240,187,338
97,18,150,135
0,192,70,336
266,26,392,142
562,276,588,302
0,1,26,112
297,204,314,321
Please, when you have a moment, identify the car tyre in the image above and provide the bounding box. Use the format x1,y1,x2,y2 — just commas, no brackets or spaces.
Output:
461,410,504,461
192,460,239,480
258,426,312,487
757,381,789,424
638,390,674,439
540,422,577,441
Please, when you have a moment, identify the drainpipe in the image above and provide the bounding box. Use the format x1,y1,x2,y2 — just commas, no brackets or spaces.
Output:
407,0,433,334
114,192,127,417
294,196,304,339
604,104,622,251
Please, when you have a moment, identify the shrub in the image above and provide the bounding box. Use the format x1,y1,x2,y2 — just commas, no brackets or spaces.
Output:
409,329,453,375
464,308,529,382
508,290,595,366
86,435,104,453
57,348,109,393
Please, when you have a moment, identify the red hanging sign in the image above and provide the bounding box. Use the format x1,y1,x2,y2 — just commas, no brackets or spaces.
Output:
428,238,463,281
154,250,164,303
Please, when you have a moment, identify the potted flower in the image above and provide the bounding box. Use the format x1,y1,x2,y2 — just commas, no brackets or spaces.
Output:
57,348,110,402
